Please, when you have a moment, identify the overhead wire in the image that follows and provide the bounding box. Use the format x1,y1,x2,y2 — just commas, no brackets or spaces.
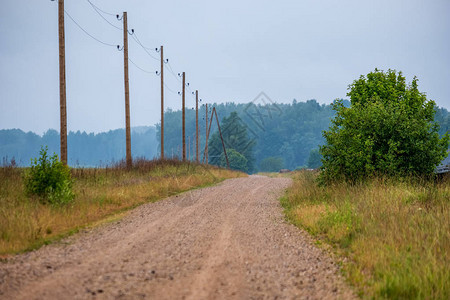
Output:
166,62,181,82
84,1,188,90
86,0,117,16
186,85,196,102
164,82,179,95
131,33,160,61
129,58,154,74
86,0,122,30
132,32,156,51
64,10,118,47
60,1,200,105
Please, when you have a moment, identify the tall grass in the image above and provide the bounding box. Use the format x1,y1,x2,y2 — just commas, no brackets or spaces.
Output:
281,171,450,299
0,159,243,255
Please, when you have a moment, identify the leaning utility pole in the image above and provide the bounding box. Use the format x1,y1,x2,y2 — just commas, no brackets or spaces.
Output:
205,103,209,163
195,90,199,163
212,108,230,169
182,72,186,161
201,107,229,169
122,12,132,168
160,45,164,160
58,0,67,164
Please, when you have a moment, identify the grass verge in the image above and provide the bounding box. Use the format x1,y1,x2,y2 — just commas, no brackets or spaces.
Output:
0,159,244,255
281,171,449,299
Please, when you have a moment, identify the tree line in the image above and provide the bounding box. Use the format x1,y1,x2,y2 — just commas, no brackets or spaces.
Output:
158,100,449,172
0,127,157,167
1,99,449,171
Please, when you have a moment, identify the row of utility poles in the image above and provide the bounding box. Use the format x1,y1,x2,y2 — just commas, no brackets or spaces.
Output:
56,0,227,168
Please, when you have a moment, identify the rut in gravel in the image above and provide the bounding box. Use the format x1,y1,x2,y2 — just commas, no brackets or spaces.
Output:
0,175,355,299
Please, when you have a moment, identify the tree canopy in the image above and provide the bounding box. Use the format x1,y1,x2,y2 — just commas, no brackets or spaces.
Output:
307,149,322,169
208,112,255,172
2,96,449,170
319,69,449,183
259,156,284,172
156,100,338,171
219,149,248,173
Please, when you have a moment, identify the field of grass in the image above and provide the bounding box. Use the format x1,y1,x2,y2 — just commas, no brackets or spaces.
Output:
281,171,450,299
0,159,243,255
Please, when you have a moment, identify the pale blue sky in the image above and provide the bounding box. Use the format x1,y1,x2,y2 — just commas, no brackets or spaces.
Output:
1,0,449,134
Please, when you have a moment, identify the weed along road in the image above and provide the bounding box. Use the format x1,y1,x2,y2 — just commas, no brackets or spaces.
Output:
0,176,354,299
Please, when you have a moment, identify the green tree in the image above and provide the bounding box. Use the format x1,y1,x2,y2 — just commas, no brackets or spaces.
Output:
307,149,322,169
259,156,284,172
219,148,248,172
320,69,449,183
208,112,255,172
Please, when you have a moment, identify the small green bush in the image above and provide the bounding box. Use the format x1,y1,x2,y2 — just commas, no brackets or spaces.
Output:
220,149,248,173
259,156,284,172
24,146,74,205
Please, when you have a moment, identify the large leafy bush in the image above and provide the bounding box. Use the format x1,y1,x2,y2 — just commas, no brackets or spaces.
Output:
320,69,449,183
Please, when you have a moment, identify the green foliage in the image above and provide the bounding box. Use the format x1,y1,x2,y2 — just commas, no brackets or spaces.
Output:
307,148,322,169
2,101,449,169
219,149,248,173
283,172,450,299
259,156,284,172
155,100,338,170
208,112,256,172
320,69,450,183
24,146,74,205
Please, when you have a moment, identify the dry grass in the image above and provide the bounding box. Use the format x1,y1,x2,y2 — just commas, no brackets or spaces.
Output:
0,159,244,255
281,171,450,299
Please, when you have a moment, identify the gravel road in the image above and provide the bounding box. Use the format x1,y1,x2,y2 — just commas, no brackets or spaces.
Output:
0,175,354,299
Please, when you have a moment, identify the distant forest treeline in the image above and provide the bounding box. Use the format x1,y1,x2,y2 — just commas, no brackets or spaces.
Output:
158,100,339,170
0,126,157,167
158,100,450,171
1,100,449,170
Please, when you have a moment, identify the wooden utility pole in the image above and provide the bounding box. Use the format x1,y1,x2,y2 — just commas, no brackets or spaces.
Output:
205,103,209,163
58,0,67,164
182,72,186,161
195,90,199,163
160,45,164,160
122,12,132,168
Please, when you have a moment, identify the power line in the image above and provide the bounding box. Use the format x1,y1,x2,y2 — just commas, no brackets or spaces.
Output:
133,32,155,51
83,2,184,87
86,0,122,31
129,58,154,74
86,0,116,16
166,62,181,82
164,82,178,94
130,32,159,61
64,10,118,47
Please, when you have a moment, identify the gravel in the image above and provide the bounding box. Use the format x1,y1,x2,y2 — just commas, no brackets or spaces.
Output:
0,175,355,299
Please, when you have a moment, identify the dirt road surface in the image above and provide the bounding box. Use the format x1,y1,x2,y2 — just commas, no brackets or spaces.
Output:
0,175,354,299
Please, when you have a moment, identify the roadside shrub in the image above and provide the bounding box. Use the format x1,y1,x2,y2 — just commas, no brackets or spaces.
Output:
320,69,449,184
24,146,74,205
259,156,284,172
220,149,248,173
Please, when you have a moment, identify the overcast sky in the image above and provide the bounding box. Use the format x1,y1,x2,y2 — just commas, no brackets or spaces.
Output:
1,0,449,134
